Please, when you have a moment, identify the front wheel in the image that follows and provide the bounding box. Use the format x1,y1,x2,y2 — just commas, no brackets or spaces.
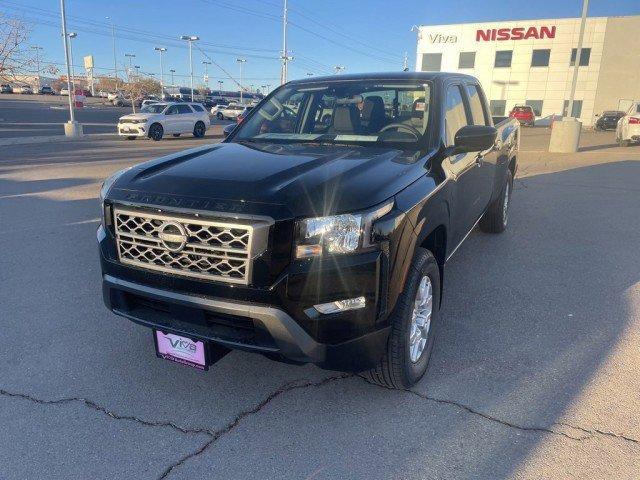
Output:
217,113,224,120
148,123,163,141
364,248,440,389
193,121,206,138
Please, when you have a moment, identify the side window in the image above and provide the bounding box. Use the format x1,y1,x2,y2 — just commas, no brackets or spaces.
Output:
165,106,178,115
176,104,192,114
465,84,489,126
191,104,204,112
444,85,470,146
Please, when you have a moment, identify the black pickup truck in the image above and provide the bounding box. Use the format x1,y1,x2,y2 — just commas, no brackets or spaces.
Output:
98,72,519,388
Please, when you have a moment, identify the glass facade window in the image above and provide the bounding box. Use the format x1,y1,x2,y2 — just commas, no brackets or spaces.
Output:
531,49,551,67
458,52,476,69
570,48,591,66
494,50,513,68
421,53,442,72
490,100,506,116
563,100,583,118
525,100,543,116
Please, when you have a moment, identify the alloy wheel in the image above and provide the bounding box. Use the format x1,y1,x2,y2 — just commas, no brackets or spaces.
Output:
409,275,433,363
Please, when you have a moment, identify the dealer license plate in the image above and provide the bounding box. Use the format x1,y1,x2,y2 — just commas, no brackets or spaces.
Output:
154,331,207,370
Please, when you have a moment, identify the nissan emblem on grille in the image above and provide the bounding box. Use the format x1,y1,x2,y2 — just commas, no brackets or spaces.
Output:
113,207,255,285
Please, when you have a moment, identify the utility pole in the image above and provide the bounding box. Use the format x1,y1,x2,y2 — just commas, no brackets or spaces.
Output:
403,51,409,71
59,0,81,136
567,0,589,119
236,58,246,103
106,17,118,89
124,53,135,81
217,80,224,92
202,60,211,88
280,0,290,84
67,32,77,89
169,69,175,87
154,47,167,93
31,45,43,87
180,35,199,101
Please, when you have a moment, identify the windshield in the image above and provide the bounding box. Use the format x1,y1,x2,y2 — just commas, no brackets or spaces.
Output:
232,81,431,147
141,104,167,114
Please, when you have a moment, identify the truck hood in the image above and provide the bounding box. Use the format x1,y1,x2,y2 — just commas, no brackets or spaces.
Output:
119,113,156,122
110,142,427,217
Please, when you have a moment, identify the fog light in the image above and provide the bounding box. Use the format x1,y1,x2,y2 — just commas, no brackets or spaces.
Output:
313,296,365,314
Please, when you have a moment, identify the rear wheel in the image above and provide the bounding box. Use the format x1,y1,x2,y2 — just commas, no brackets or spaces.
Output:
148,123,163,141
480,169,513,233
364,248,440,389
193,121,206,138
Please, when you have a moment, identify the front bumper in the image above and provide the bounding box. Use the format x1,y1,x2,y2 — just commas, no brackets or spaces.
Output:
118,124,148,137
102,274,390,372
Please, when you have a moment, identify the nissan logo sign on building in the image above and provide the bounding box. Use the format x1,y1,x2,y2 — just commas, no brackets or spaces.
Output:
415,16,640,125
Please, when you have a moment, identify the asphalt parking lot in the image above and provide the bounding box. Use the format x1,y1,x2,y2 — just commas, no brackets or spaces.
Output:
0,94,231,138
0,129,638,479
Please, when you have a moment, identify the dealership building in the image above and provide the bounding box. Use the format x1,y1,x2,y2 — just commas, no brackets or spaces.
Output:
415,16,640,125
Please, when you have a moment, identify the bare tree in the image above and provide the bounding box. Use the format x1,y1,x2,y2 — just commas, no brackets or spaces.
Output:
0,15,33,82
120,75,161,113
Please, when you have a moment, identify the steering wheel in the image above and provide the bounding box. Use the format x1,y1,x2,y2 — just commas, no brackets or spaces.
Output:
379,123,421,139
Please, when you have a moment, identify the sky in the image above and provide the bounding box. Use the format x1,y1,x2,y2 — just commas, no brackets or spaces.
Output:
4,0,640,92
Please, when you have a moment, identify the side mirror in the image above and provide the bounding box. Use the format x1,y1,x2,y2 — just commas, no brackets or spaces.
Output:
223,123,235,138
451,125,497,154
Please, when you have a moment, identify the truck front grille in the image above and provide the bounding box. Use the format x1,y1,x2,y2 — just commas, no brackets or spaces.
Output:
114,207,255,284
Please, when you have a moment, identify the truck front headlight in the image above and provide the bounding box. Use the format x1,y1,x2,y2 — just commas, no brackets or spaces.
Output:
294,201,393,259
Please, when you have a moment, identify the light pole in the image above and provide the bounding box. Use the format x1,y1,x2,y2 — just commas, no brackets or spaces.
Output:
154,47,167,93
134,65,140,80
280,0,289,84
124,53,135,81
169,69,175,87
180,35,199,101
236,58,246,103
217,80,223,92
31,45,43,88
334,65,345,74
106,17,118,89
59,0,81,136
67,32,77,89
306,72,313,76
202,60,211,87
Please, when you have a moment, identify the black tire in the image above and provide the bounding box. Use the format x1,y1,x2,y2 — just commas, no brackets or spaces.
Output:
125,136,136,141
480,169,513,233
193,121,206,138
149,123,163,141
172,133,181,137
619,138,630,147
364,248,440,389
217,112,224,120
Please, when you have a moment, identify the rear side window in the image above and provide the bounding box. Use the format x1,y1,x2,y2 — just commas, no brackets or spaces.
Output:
465,84,489,126
176,104,192,114
191,104,204,112
444,85,470,146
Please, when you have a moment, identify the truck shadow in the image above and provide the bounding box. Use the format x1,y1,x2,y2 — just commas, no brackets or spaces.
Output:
0,160,638,478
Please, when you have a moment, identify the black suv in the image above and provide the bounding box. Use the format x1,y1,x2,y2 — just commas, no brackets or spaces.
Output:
99,72,519,388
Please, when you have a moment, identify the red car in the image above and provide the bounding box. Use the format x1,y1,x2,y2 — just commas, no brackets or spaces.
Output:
509,105,535,127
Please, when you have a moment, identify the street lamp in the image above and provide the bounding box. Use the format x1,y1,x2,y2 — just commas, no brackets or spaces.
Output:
236,58,246,103
106,16,118,89
67,32,77,89
169,69,175,87
217,80,223,92
202,60,211,87
334,65,345,74
306,72,313,76
124,53,135,81
180,35,200,101
31,45,43,87
154,47,167,92
59,0,81,137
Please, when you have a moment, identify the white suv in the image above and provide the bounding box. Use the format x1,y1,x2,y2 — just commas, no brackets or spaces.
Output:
117,102,210,141
616,102,640,147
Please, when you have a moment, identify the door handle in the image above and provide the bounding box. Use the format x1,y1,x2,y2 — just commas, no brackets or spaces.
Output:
475,154,484,166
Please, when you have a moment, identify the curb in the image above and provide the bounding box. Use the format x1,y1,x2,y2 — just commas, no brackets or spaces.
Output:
0,133,119,147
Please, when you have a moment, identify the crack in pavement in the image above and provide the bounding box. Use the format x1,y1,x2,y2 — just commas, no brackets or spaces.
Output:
356,376,639,445
157,373,352,479
0,374,353,480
